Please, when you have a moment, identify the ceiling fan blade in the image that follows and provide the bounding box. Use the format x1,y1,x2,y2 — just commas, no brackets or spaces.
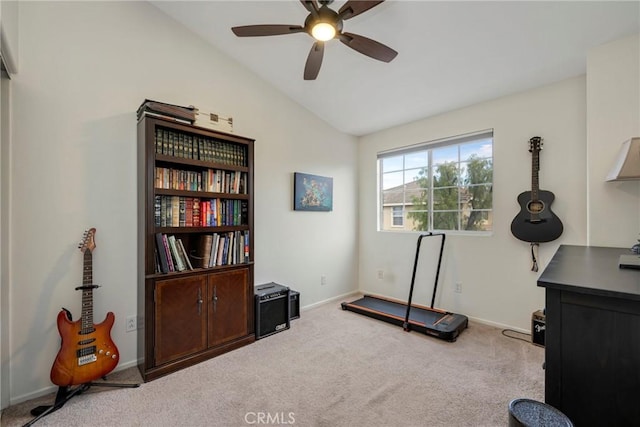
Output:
338,32,397,63
304,41,324,80
231,25,305,37
338,1,385,20
299,0,319,15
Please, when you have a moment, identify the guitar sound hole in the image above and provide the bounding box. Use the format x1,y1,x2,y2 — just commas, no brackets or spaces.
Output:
527,201,544,214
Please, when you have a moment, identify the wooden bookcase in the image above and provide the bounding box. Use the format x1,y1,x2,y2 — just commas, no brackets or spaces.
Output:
137,115,255,381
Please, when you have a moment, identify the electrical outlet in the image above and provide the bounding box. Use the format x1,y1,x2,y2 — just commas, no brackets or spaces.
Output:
126,315,137,332
377,270,384,280
455,282,463,293
320,275,327,286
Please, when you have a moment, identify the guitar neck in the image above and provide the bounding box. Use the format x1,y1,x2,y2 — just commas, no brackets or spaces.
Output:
81,251,95,333
531,150,540,200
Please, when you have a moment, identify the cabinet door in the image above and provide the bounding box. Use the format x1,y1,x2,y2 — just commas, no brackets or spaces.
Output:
208,269,249,347
155,276,207,365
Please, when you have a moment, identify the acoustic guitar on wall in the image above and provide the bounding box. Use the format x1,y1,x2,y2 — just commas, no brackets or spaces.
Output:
510,136,563,243
50,228,119,386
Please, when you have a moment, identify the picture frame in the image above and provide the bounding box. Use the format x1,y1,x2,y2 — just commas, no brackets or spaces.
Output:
293,172,333,211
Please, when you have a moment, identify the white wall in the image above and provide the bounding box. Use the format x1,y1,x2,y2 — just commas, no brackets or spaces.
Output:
358,77,588,331
0,66,11,411
0,0,17,412
587,34,640,246
9,1,358,404
0,0,18,73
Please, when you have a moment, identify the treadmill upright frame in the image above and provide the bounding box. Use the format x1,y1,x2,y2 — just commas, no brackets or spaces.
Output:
341,232,468,342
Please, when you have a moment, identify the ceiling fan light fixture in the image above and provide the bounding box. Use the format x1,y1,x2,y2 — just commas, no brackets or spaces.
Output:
311,22,336,41
231,0,395,79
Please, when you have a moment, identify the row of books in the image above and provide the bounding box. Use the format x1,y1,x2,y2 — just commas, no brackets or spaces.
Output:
155,167,247,194
154,231,250,274
155,233,193,274
154,196,248,228
195,231,250,269
155,127,247,166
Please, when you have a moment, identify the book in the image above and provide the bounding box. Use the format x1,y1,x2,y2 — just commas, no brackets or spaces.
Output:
137,99,196,123
154,249,161,273
192,198,201,227
168,235,186,271
179,197,186,227
138,110,192,125
164,234,175,272
209,234,219,267
216,235,226,266
185,197,193,227
200,234,213,268
171,196,180,227
228,232,235,265
177,239,193,270
244,231,250,262
154,195,161,227
155,233,170,274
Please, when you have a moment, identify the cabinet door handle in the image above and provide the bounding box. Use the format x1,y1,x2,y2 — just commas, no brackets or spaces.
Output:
212,286,218,312
197,288,203,316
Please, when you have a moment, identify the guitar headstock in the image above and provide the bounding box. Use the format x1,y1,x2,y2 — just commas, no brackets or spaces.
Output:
529,136,543,153
78,228,96,253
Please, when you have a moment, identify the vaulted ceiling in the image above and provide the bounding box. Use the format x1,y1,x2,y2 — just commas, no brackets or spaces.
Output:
152,1,640,136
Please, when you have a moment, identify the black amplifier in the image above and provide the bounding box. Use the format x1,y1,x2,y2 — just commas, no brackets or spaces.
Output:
532,309,545,347
289,290,300,320
255,283,290,339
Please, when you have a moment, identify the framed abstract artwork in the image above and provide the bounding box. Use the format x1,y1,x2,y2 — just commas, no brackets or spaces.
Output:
293,172,333,211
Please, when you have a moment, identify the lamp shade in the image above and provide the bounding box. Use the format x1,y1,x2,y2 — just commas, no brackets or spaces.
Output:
606,137,640,181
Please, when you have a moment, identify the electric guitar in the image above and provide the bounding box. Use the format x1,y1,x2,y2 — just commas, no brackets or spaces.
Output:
50,228,119,386
510,137,563,243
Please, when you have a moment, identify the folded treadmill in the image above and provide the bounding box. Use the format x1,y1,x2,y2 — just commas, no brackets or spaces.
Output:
342,233,468,342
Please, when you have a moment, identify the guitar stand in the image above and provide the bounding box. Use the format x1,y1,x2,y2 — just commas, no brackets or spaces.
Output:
23,379,139,427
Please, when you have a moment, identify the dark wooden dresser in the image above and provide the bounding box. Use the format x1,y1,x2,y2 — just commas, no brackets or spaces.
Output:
538,245,640,426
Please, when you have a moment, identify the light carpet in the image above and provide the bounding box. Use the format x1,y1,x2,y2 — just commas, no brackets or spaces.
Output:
2,299,544,426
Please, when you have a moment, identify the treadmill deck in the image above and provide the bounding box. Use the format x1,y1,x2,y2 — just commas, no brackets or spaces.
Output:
342,294,468,342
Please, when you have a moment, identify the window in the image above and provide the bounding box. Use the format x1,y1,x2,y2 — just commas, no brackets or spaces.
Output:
392,206,403,227
378,130,493,233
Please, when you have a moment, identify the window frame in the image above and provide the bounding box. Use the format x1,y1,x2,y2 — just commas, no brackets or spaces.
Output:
377,130,493,235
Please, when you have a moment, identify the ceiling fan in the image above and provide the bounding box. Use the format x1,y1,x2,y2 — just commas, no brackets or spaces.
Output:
231,0,398,80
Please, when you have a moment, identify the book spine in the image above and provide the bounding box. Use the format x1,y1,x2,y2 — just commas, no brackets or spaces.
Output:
245,231,250,262
209,234,219,268
161,196,167,227
177,239,193,270
155,233,170,274
168,235,185,271
154,196,161,227
171,196,180,227
161,234,174,272
185,197,193,227
201,234,212,269
222,234,229,266
193,198,200,227
179,197,186,227
216,235,225,266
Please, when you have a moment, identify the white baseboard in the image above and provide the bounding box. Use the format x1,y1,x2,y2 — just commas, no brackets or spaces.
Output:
9,360,140,406
466,315,529,335
300,290,360,311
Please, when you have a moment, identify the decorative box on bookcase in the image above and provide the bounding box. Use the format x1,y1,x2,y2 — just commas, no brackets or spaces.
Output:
137,115,255,382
